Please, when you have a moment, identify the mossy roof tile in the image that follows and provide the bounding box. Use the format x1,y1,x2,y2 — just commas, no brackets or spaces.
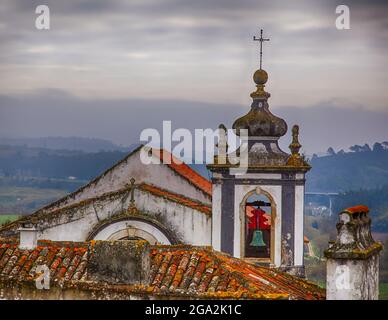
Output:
0,239,325,300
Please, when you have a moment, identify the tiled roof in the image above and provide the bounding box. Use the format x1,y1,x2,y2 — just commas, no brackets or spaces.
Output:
156,149,212,196
0,240,325,300
148,246,325,300
0,240,88,284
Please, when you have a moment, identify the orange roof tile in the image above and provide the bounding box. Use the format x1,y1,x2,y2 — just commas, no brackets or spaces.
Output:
342,205,369,214
156,149,212,196
0,240,88,283
0,240,325,300
149,246,325,300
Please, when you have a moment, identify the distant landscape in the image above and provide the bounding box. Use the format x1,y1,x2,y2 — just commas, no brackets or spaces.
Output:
0,136,387,297
1,137,388,223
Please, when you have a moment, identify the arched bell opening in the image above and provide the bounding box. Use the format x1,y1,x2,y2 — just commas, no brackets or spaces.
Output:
240,188,276,264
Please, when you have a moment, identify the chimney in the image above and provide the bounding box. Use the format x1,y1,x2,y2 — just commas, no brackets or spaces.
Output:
87,240,150,285
18,222,38,250
324,205,383,300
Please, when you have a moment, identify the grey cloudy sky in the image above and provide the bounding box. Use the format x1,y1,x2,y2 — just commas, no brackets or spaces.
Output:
0,0,387,153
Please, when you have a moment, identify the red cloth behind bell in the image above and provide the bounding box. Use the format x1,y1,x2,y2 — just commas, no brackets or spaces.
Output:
248,209,270,230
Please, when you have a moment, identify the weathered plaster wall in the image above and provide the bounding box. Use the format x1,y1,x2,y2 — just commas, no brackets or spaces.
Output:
294,184,304,266
211,183,222,251
35,188,211,246
325,206,382,300
41,149,211,214
88,241,150,285
326,255,380,300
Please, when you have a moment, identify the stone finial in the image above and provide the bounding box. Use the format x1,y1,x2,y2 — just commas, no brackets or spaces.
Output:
325,205,383,300
216,124,228,164
289,125,301,156
324,205,382,259
286,124,307,167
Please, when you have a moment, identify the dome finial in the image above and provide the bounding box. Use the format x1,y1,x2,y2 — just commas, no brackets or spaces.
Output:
232,30,287,139
251,29,270,99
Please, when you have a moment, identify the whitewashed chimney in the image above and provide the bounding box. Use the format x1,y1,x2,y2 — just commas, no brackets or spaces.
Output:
325,205,383,300
18,223,38,250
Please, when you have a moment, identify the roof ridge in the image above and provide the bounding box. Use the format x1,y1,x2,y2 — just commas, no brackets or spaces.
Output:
154,149,212,196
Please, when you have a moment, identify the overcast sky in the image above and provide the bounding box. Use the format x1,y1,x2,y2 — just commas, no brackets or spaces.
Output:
0,0,387,154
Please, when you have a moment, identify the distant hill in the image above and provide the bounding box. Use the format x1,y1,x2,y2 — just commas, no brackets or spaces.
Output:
306,142,388,192
1,140,388,226
331,185,388,232
190,142,388,194
1,140,387,193
0,137,131,153
0,146,128,181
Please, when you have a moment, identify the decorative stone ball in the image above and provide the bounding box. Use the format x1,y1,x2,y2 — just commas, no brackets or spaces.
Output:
253,69,268,85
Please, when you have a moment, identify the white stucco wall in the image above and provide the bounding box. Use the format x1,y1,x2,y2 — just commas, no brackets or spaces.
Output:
326,255,380,300
211,183,222,251
294,185,304,266
37,188,211,246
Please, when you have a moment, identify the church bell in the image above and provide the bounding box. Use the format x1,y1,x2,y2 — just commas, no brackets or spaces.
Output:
250,230,266,247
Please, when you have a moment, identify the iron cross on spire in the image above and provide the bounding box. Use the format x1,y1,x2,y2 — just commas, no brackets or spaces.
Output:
253,29,270,70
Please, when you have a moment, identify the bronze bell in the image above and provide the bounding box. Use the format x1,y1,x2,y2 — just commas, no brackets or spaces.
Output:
250,230,266,247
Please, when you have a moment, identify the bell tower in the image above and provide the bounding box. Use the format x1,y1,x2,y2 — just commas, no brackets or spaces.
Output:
207,30,310,276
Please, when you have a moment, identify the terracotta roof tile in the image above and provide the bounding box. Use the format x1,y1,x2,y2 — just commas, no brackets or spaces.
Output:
0,240,88,282
148,246,325,300
342,205,369,214
0,240,325,300
156,149,212,196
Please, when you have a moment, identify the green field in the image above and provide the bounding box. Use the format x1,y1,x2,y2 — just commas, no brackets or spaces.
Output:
380,283,388,300
0,214,20,226
0,186,68,215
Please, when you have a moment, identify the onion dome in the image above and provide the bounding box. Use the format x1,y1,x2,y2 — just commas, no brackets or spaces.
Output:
233,69,287,137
